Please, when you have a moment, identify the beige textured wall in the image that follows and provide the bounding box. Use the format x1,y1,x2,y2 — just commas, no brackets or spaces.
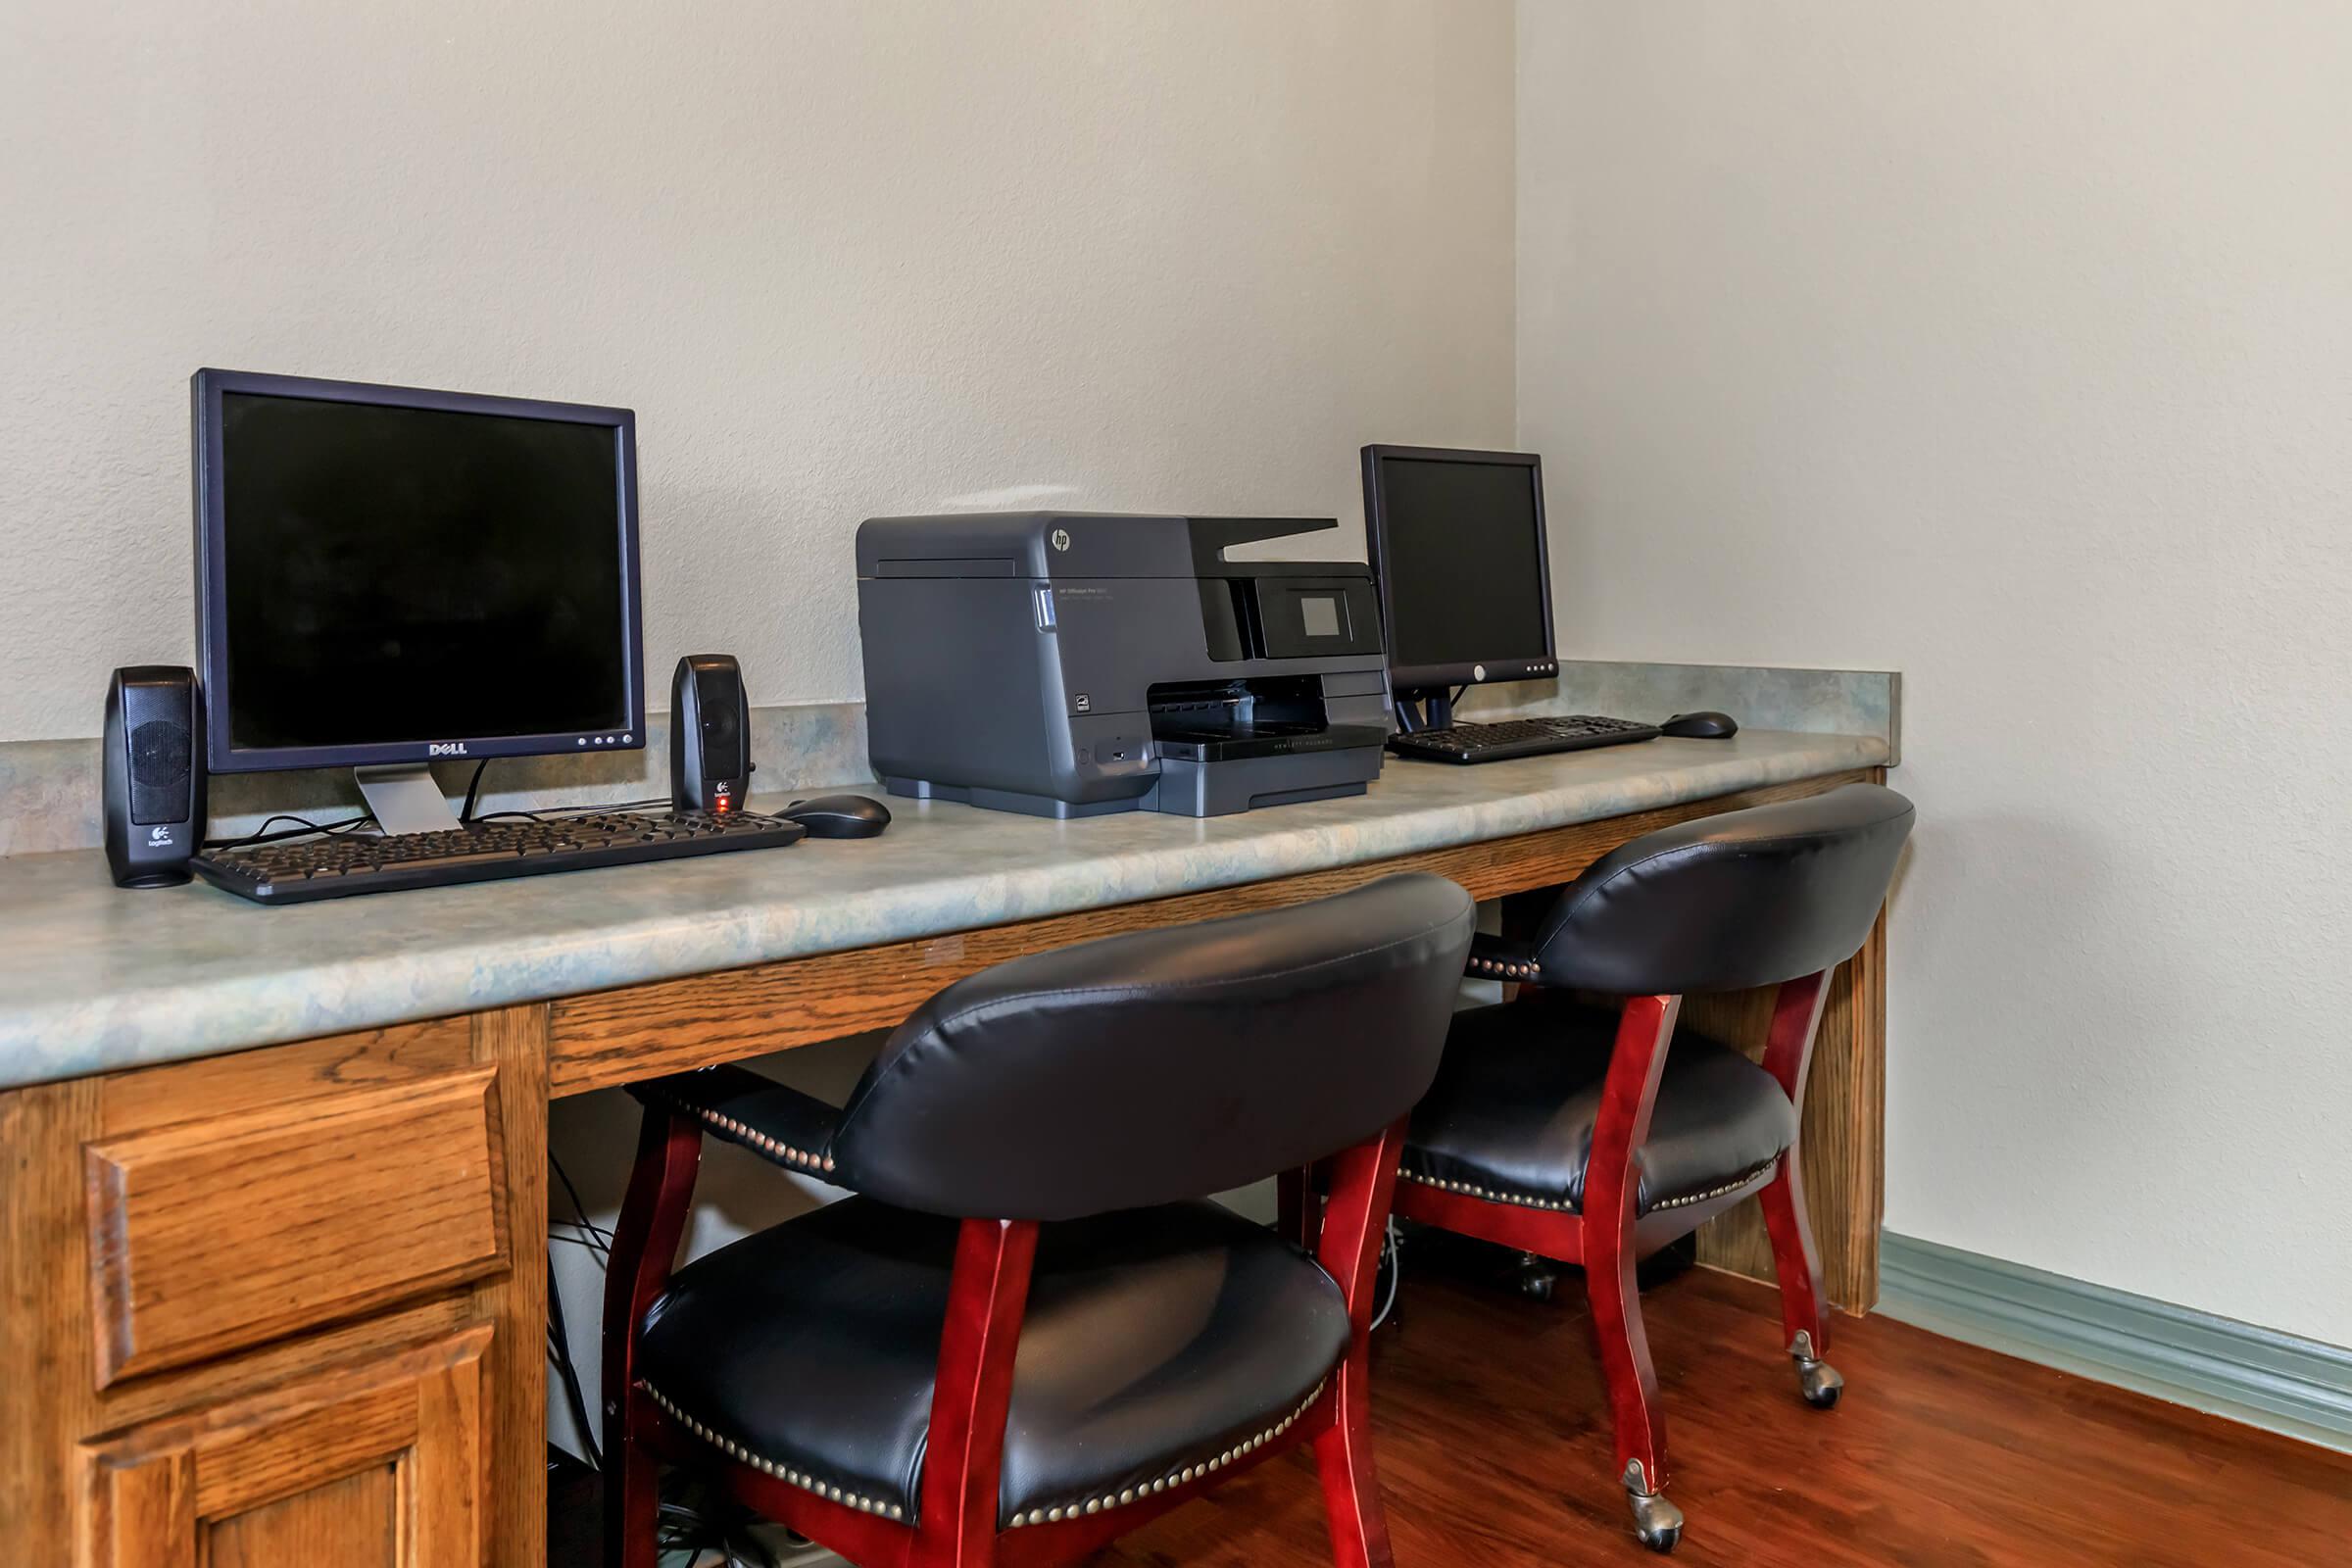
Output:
1518,1,2352,1346
0,0,1515,740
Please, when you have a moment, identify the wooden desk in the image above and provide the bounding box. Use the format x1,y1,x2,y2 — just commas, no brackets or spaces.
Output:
1,750,1886,1568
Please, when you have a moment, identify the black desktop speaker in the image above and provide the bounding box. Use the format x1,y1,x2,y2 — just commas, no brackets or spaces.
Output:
103,665,207,888
670,654,752,812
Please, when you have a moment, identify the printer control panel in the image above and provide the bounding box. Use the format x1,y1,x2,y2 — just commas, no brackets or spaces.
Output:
1199,576,1382,662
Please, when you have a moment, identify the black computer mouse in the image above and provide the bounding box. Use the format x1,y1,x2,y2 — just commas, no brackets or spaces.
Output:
1660,710,1740,739
779,794,893,838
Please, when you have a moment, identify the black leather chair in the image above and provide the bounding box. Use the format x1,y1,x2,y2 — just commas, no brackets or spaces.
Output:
1380,783,1913,1551
603,872,1476,1568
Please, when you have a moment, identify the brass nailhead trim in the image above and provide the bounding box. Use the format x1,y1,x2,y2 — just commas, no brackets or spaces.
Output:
1396,1166,1572,1210
642,1382,904,1521
1004,1381,1327,1529
1396,1158,1781,1215
663,1098,838,1174
1646,1163,1780,1211
1465,955,1542,980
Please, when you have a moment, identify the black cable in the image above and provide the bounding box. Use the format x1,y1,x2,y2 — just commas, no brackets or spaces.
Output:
657,1494,776,1568
549,1152,613,1261
544,796,672,815
201,812,377,851
545,1259,604,1472
544,1150,613,1474
459,759,491,823
460,760,673,829
548,1229,610,1255
469,798,673,829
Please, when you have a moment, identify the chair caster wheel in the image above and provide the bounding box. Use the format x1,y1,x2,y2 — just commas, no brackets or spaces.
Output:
1628,1488,1683,1551
1623,1462,1682,1552
1516,1252,1557,1302
1791,1334,1844,1408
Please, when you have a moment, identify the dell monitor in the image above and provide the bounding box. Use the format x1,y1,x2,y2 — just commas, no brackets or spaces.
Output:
192,369,645,832
1360,444,1558,730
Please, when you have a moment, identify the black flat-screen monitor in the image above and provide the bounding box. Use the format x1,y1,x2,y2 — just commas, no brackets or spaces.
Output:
192,369,644,772
1360,445,1558,695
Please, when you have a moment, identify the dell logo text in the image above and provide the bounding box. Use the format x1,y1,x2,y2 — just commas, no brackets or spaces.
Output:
428,742,469,757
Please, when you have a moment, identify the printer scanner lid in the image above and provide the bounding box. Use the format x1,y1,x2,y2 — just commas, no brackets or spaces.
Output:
857,513,1361,581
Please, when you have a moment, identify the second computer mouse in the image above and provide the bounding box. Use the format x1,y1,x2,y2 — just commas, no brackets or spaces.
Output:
779,794,892,838
1660,710,1740,739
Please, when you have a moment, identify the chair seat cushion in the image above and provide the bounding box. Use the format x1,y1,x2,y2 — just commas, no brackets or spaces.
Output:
637,1196,1347,1528
1400,999,1796,1216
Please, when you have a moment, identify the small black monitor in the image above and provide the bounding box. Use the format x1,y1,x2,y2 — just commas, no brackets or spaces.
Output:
192,369,645,775
1360,445,1558,708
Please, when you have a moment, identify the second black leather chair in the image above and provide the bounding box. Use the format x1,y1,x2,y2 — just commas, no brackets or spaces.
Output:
603,871,1476,1568
1381,783,1913,1551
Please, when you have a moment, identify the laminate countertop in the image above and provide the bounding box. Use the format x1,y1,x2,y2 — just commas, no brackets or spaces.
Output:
0,730,1888,1091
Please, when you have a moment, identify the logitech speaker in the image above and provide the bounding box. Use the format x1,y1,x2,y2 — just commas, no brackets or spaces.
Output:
103,665,207,888
670,654,752,812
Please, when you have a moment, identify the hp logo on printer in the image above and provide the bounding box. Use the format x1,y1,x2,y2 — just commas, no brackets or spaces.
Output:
428,742,469,757
1050,527,1071,552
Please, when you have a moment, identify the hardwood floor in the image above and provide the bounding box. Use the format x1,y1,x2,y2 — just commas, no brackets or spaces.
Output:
555,1261,2352,1566
1101,1265,2352,1568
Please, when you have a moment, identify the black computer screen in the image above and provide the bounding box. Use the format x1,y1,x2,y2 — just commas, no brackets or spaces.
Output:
1374,456,1550,671
216,392,631,752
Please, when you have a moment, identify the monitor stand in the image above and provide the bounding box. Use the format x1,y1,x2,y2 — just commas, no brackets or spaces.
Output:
1392,687,1455,735
355,763,465,836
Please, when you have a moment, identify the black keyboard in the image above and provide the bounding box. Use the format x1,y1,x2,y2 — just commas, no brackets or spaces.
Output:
192,808,808,905
1387,713,1662,764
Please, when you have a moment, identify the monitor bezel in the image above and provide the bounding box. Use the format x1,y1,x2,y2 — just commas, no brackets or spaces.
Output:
1359,443,1559,693
191,368,647,774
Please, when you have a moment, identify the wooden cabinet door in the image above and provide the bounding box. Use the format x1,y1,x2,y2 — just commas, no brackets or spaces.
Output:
77,1324,490,1568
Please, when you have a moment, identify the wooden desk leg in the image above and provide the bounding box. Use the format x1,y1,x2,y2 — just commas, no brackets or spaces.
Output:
471,1004,551,1568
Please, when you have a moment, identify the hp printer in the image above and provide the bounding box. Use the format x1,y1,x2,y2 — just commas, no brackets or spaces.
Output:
857,513,1391,817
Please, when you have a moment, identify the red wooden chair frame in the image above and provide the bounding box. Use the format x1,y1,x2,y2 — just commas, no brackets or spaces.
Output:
604,1108,1415,1568
1335,973,1836,1516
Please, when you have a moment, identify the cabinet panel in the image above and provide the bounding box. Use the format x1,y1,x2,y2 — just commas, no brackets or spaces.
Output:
77,1324,490,1568
84,1067,508,1385
207,1466,399,1568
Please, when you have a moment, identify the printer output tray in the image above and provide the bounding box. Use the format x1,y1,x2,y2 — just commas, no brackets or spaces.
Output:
1150,721,1391,763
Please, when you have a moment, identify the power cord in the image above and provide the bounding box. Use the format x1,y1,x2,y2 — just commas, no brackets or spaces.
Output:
201,812,378,851
202,762,675,853
659,1486,781,1568
546,1149,794,1565
469,798,671,828
544,1259,604,1474
1370,1219,1403,1332
550,1152,613,1265
459,759,490,823
545,1152,611,1474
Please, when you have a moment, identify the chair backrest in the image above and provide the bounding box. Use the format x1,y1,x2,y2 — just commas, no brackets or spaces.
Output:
1535,782,1914,995
827,872,1476,1220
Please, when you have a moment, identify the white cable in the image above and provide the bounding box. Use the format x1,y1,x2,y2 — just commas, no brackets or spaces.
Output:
1369,1219,1403,1331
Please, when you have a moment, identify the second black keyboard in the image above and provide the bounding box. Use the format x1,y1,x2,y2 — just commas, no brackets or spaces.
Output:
192,808,808,905
1387,713,1662,765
